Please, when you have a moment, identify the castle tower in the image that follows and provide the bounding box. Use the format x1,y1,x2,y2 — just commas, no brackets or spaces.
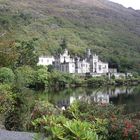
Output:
86,48,91,58
64,49,68,55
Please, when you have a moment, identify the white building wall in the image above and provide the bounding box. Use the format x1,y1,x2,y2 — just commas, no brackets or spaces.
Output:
69,63,75,73
81,60,90,73
96,61,108,74
60,62,75,73
38,49,109,75
76,59,90,74
60,49,72,63
90,55,99,73
37,56,55,66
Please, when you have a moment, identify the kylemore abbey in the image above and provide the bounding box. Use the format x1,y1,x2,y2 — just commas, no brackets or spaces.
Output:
37,49,128,78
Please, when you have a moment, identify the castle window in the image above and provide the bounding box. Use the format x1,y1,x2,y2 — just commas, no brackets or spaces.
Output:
66,65,69,71
99,65,101,71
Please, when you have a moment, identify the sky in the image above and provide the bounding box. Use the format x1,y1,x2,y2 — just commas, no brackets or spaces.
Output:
109,0,140,10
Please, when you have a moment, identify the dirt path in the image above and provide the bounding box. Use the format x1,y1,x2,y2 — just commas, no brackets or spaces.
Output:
0,130,35,140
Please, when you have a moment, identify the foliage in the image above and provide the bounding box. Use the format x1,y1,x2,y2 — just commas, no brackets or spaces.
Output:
4,92,36,131
0,0,140,73
64,101,140,140
31,100,60,121
35,66,48,88
48,71,67,89
15,40,38,67
0,67,15,84
31,101,140,139
0,41,19,67
31,101,108,139
86,76,108,87
48,71,85,89
32,115,99,140
0,39,38,68
14,65,50,89
57,38,68,54
0,84,14,114
15,65,35,88
108,118,140,140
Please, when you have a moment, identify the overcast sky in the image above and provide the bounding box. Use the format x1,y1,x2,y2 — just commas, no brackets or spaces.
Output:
109,0,140,9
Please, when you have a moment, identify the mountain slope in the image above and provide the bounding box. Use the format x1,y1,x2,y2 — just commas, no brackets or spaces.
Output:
0,0,140,73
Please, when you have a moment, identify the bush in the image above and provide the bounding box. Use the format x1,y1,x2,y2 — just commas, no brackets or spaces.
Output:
15,65,35,88
30,101,140,140
64,101,140,140
86,76,107,87
0,67,15,84
34,67,49,89
0,84,14,113
32,115,99,140
31,100,60,121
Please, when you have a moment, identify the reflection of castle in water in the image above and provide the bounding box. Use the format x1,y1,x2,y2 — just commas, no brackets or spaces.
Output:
55,87,134,108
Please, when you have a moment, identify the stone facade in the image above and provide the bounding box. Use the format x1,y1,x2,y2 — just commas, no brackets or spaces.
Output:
38,49,109,75
37,56,55,66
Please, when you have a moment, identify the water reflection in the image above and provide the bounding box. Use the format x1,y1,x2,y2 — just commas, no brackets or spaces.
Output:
47,86,140,113
1,86,140,130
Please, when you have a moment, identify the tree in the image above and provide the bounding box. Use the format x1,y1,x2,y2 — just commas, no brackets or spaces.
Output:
60,38,67,50
47,65,54,72
15,65,35,88
0,41,19,67
57,38,68,54
15,39,38,67
0,67,15,84
35,66,48,89
0,84,14,114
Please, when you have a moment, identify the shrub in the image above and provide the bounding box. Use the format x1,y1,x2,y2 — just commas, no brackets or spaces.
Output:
86,77,107,87
15,65,35,87
0,84,14,113
0,67,15,84
34,67,49,89
32,115,99,140
31,101,140,140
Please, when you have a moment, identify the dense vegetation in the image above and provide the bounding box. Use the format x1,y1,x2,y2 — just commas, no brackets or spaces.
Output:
1,83,140,139
0,0,140,139
0,0,140,73
30,101,140,140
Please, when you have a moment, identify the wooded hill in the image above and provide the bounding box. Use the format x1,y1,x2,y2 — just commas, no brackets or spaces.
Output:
0,0,140,73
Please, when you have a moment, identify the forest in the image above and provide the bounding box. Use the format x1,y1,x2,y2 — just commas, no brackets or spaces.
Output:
0,0,140,73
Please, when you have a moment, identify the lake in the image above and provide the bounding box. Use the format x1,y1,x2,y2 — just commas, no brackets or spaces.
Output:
1,85,140,130
45,85,140,113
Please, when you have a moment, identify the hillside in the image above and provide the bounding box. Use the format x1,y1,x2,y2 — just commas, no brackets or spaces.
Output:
0,0,140,73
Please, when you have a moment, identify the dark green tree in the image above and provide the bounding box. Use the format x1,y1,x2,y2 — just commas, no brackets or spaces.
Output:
57,38,67,54
15,39,38,67
0,41,19,67
0,67,15,84
60,38,67,50
15,65,35,88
